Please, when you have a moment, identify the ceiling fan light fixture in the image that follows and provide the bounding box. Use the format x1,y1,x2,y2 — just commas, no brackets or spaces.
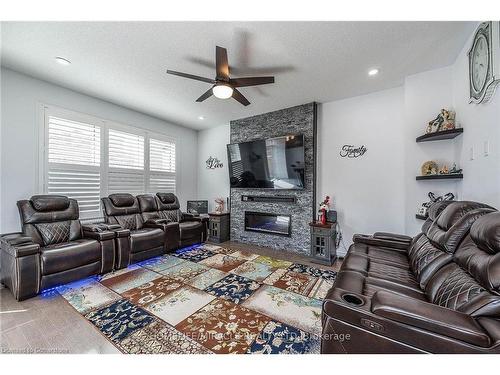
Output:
212,84,233,99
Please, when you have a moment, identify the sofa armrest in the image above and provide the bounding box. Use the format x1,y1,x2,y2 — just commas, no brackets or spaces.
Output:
1,233,41,300
82,224,115,241
1,233,40,257
145,218,169,225
82,225,115,273
371,291,491,347
181,213,208,223
373,232,412,244
352,234,409,251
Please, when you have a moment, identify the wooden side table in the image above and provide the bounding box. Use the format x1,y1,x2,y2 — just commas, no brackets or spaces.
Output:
208,212,230,243
309,221,337,265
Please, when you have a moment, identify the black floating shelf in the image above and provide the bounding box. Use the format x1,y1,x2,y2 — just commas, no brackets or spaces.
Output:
416,214,428,221
416,174,463,181
416,128,463,143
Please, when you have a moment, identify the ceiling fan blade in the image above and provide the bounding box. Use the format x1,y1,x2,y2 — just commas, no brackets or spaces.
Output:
166,70,215,84
232,88,250,106
196,87,214,102
216,46,230,81
229,76,275,87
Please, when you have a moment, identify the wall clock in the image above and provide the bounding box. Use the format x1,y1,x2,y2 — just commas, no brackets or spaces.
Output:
468,22,500,104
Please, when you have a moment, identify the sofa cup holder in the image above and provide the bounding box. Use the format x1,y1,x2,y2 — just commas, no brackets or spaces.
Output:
342,293,364,306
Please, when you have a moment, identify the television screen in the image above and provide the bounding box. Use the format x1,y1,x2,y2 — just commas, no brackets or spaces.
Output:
187,200,208,215
227,135,305,189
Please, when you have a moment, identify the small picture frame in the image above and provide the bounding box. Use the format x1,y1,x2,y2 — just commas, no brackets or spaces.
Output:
187,200,208,215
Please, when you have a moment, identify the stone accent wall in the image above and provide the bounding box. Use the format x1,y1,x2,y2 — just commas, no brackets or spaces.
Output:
229,103,316,255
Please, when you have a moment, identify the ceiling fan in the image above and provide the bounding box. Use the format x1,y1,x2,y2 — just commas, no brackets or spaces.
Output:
166,46,274,106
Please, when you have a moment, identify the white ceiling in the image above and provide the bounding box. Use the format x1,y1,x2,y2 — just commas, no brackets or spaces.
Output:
1,21,475,130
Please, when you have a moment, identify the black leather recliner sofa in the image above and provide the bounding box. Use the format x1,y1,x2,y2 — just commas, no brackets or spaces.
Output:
321,201,500,354
0,195,115,300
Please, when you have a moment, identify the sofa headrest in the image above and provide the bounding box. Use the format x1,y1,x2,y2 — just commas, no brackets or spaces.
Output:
17,197,79,224
470,212,500,255
137,194,158,213
31,195,70,212
435,201,494,231
101,195,139,216
156,193,176,204
428,200,455,221
426,204,496,254
156,193,180,211
109,193,136,207
452,212,500,296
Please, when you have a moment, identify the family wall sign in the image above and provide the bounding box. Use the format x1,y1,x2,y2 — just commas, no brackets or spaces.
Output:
340,145,368,158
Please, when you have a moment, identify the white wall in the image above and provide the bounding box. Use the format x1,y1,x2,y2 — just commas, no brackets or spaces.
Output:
196,124,230,212
403,66,457,235
0,68,198,233
317,87,406,255
194,25,500,257
452,32,500,209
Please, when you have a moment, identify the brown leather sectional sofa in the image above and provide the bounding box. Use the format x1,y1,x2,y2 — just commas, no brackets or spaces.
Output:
0,193,207,300
322,201,500,353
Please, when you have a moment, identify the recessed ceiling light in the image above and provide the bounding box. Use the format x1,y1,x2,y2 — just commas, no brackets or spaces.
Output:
55,57,71,66
198,116,205,120
368,68,379,76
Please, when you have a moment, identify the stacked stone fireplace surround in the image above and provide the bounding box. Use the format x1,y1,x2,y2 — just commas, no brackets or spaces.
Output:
229,102,316,255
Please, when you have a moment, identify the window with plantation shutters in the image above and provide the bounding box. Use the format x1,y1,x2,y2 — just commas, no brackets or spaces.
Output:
42,106,177,215
46,115,101,216
108,128,145,195
148,137,176,193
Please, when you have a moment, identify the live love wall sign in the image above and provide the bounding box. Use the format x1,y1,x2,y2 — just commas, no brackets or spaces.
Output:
340,145,367,158
206,156,223,169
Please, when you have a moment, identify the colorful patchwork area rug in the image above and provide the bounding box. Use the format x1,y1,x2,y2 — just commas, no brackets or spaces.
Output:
54,244,337,354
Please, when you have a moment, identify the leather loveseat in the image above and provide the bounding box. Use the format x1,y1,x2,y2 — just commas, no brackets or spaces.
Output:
155,193,208,248
101,193,166,265
321,200,500,354
0,195,115,301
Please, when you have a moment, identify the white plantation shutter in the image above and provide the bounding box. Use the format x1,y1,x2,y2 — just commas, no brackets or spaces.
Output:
148,138,176,193
108,129,144,170
43,107,178,212
46,115,101,216
108,128,145,195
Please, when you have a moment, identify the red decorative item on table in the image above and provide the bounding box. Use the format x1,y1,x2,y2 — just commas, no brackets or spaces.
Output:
318,195,331,225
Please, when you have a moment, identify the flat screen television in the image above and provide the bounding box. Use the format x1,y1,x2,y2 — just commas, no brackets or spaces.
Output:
227,134,305,189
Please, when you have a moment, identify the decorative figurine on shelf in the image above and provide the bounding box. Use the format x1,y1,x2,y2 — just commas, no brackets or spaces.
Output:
441,110,456,131
214,197,225,214
450,163,463,174
421,161,439,176
318,195,331,225
439,164,449,175
417,192,455,218
426,109,456,133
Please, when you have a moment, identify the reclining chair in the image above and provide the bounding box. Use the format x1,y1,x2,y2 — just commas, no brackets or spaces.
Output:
322,201,500,353
101,193,165,265
155,193,208,248
0,195,115,300
137,194,180,252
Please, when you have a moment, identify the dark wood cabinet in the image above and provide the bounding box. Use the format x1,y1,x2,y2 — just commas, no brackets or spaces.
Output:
309,221,337,265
